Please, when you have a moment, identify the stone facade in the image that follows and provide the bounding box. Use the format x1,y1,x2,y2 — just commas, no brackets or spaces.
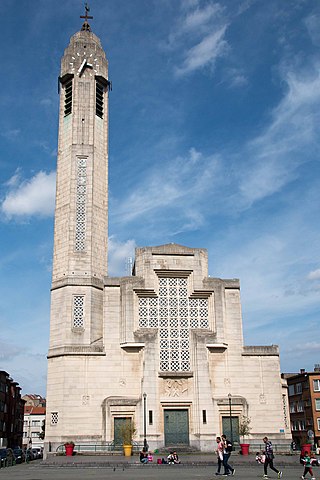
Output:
45,20,291,454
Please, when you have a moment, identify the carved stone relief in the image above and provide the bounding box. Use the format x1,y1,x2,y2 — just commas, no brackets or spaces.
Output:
165,379,188,397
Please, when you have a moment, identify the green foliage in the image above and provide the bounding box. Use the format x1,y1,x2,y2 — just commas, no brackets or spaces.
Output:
239,415,251,440
118,419,137,445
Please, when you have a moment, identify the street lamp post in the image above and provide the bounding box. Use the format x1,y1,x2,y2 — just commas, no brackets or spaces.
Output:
228,393,233,445
143,393,147,451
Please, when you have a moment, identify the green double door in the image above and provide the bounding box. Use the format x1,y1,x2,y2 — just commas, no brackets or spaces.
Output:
222,416,240,444
164,409,189,446
114,417,129,446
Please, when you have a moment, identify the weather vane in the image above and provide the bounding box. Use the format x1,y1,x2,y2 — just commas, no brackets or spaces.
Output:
80,2,93,31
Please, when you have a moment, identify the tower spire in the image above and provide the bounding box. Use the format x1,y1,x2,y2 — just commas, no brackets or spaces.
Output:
80,2,93,31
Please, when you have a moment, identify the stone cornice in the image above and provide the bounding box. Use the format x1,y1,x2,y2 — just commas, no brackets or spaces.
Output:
242,345,279,356
47,345,105,358
158,371,193,378
51,276,104,291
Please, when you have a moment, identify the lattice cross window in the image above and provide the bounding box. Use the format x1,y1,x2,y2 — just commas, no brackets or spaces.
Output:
75,157,87,251
138,277,210,372
51,412,59,425
73,295,85,328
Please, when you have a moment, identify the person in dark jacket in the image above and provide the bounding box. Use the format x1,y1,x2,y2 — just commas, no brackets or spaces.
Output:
262,437,282,479
221,434,235,475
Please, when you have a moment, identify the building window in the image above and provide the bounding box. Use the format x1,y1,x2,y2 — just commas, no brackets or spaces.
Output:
149,410,153,425
289,403,295,413
64,80,73,116
51,412,59,425
296,383,302,394
297,401,304,412
317,418,320,430
202,410,207,424
75,157,87,251
283,394,288,428
96,82,104,118
288,385,295,396
315,399,320,411
313,380,320,392
31,420,40,426
73,295,85,328
138,276,210,372
31,432,38,438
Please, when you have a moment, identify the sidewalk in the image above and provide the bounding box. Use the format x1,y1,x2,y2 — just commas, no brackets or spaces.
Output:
41,452,301,468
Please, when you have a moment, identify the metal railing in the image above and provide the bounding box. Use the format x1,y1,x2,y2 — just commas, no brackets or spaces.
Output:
56,441,144,454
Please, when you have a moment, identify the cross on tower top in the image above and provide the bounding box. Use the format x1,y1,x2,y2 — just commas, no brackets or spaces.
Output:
80,2,93,31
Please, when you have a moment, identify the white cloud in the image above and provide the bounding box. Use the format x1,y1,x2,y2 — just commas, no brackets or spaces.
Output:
112,148,220,225
307,269,320,281
167,1,229,77
175,26,228,76
226,68,248,88
4,168,22,187
305,14,320,47
285,341,320,354
237,65,320,207
1,129,20,140
108,236,136,276
0,341,21,360
180,0,200,11
181,4,223,33
1,170,56,219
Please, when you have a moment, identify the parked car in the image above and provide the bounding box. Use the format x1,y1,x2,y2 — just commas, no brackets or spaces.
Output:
12,447,25,463
0,448,7,466
31,448,43,459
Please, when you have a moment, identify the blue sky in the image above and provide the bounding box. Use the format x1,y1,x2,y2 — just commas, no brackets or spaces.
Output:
0,0,319,396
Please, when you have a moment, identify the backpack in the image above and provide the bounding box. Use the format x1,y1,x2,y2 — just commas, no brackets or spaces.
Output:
226,440,233,453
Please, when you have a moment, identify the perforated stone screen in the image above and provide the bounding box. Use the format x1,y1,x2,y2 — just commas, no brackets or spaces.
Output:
73,295,84,328
75,157,87,251
51,412,59,425
138,277,209,372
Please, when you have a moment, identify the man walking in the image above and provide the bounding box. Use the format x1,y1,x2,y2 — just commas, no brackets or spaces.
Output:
222,434,235,475
263,436,282,479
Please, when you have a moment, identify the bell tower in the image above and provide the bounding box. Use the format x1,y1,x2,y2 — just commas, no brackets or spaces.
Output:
48,9,110,358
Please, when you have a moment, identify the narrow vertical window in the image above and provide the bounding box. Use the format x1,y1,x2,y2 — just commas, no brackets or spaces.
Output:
202,410,207,424
51,412,59,425
64,80,73,116
73,295,85,329
75,157,87,251
149,410,153,425
96,82,104,118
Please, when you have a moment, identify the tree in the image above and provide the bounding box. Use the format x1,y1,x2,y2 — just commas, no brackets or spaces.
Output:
239,415,251,443
118,419,137,445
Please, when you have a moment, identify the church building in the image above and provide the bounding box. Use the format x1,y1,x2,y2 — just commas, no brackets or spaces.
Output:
45,12,291,453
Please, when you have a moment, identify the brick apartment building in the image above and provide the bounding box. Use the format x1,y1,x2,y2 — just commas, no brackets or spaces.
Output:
0,371,25,448
283,365,320,447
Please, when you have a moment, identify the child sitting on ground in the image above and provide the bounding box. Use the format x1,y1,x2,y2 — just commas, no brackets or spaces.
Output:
256,452,266,464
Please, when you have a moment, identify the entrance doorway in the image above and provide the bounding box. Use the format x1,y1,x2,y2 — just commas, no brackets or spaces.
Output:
114,417,131,446
222,416,240,444
164,409,189,446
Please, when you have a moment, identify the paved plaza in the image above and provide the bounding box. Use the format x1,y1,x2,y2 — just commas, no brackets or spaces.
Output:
0,455,311,480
